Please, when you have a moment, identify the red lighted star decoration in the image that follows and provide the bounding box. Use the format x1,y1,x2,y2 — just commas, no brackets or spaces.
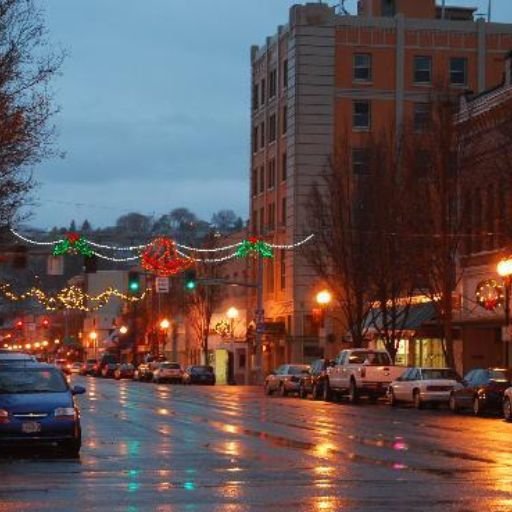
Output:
141,237,193,277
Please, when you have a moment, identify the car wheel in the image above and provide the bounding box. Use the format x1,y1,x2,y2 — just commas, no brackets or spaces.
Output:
299,382,307,399
389,389,397,407
264,382,273,396
473,396,483,416
279,383,287,397
413,390,423,410
61,438,81,458
348,380,359,405
504,398,512,422
449,393,459,413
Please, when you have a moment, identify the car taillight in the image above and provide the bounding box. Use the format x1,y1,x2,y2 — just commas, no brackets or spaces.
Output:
0,409,9,424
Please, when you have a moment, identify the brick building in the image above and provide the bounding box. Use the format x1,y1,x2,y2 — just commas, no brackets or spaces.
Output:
249,1,512,367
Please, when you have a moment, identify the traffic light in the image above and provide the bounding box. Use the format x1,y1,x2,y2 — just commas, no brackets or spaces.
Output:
41,319,49,329
15,320,23,330
184,269,197,291
128,271,140,294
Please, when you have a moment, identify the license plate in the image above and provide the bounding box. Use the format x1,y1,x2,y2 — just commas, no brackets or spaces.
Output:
21,421,41,434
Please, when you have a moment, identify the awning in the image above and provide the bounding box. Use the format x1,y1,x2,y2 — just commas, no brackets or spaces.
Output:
363,302,437,331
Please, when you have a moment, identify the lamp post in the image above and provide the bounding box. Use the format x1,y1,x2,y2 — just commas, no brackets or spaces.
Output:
159,318,170,358
226,307,239,384
497,257,512,367
315,289,333,357
89,331,97,360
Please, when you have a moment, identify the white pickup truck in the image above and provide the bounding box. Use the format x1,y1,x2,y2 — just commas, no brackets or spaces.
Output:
324,349,404,403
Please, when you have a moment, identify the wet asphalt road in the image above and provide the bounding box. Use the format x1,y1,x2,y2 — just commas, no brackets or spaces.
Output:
1,377,512,512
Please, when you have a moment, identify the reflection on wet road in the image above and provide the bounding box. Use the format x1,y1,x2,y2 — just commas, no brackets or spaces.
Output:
1,376,512,511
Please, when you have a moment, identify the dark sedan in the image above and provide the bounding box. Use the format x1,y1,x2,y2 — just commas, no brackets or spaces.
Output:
183,366,215,385
114,363,135,380
449,368,511,416
298,358,332,399
0,363,85,457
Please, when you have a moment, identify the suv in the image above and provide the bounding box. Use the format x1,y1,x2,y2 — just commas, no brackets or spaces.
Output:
298,358,332,399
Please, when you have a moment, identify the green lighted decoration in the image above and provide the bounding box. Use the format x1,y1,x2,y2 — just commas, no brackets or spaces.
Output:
53,232,94,257
235,237,273,259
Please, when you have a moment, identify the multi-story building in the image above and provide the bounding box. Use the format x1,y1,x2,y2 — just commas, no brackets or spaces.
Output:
250,0,512,367
455,52,512,372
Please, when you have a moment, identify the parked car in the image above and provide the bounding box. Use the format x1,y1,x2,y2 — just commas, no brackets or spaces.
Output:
298,358,332,399
80,359,98,376
387,367,462,409
152,362,183,384
182,365,215,385
96,354,119,377
134,362,152,382
503,386,512,421
264,364,310,397
325,349,404,403
0,351,36,366
54,359,71,375
114,363,135,380
101,363,118,378
0,362,85,457
69,362,82,375
449,368,511,416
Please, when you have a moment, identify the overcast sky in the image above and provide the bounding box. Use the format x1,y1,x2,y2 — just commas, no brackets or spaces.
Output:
29,0,512,229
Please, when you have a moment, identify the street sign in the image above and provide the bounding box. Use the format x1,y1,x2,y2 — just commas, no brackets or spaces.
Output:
155,277,169,293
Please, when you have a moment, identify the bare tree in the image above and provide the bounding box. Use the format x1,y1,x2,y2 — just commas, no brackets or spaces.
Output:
0,0,64,225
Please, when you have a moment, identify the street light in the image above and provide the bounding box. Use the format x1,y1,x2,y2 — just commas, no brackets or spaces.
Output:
159,319,170,356
315,289,333,356
119,325,129,335
497,257,512,366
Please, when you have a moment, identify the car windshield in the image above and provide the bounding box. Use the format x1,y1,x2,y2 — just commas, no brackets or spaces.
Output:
349,351,391,365
421,369,461,380
0,368,68,394
191,366,211,374
289,365,309,375
161,363,180,369
489,370,509,381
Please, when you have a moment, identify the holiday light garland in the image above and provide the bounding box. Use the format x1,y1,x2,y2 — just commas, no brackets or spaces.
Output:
9,228,315,264
53,232,93,257
0,283,147,312
141,237,193,276
475,279,504,311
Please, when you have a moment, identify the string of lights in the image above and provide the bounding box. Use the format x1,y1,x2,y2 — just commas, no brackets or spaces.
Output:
0,283,147,312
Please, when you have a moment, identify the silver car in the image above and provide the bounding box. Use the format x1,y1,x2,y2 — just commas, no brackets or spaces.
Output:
264,364,310,397
388,367,462,409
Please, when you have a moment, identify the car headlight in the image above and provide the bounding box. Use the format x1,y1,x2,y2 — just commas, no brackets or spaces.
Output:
54,407,77,419
0,409,9,424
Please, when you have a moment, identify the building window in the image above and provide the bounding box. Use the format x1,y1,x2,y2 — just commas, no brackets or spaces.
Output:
414,56,432,84
280,250,286,290
252,126,258,153
282,105,288,134
267,202,275,231
413,102,431,132
269,69,277,98
450,57,467,86
252,168,258,196
252,83,259,110
283,59,288,88
267,158,276,189
252,211,257,233
259,165,265,193
266,259,275,294
281,196,287,225
260,121,265,148
353,100,370,130
260,78,266,105
352,148,370,175
282,152,287,181
381,0,396,16
268,114,277,143
259,207,265,235
354,53,372,81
